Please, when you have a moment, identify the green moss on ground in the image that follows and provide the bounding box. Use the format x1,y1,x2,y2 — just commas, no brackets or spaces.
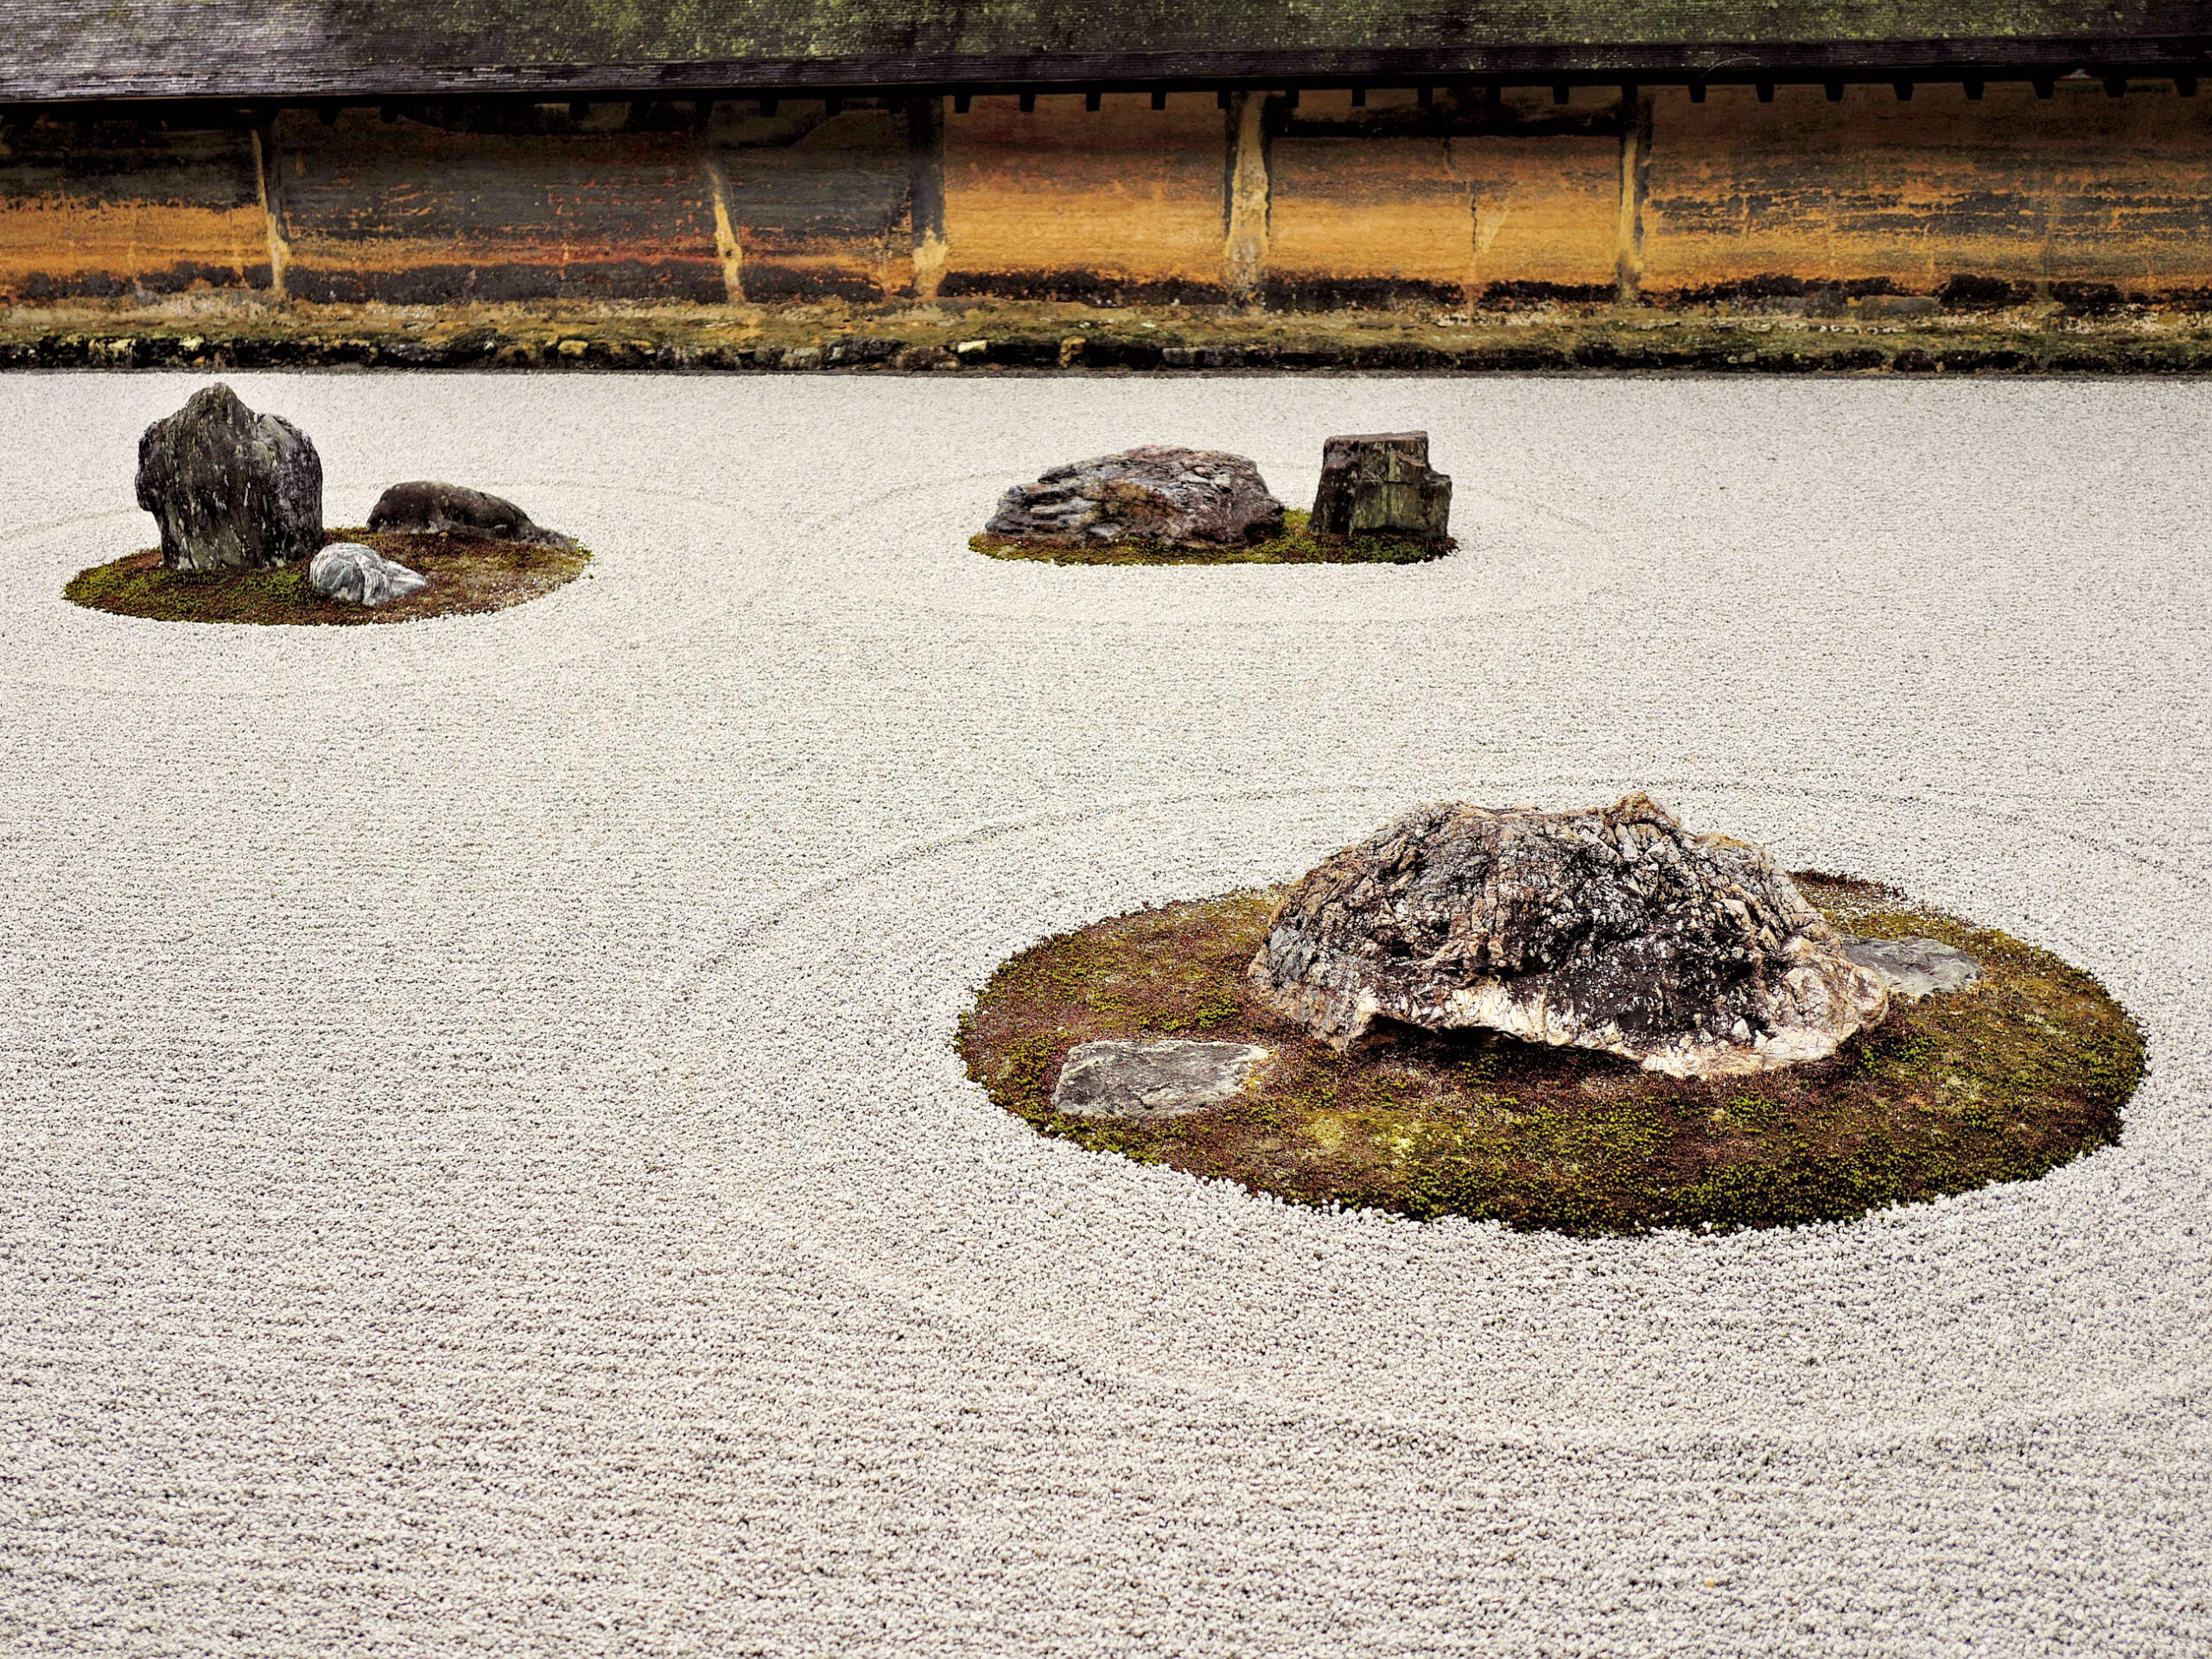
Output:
973,509,1448,566
64,528,591,626
957,874,2143,1236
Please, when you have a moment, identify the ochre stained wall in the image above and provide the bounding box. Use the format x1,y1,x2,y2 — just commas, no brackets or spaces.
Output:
0,120,268,298
273,108,725,303
7,84,2212,307
942,94,1228,301
1268,87,1621,307
1641,79,2212,295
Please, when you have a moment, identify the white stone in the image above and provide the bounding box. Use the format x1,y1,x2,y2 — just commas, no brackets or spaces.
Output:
307,540,428,607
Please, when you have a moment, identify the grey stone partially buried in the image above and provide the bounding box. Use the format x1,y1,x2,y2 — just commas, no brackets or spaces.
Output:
1051,1039,1273,1119
1841,935,1983,1000
368,480,577,548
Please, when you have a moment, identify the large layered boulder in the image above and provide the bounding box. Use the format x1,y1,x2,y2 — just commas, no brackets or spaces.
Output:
1249,793,1891,1078
134,384,323,572
1310,431,1452,543
986,446,1285,546
368,480,576,548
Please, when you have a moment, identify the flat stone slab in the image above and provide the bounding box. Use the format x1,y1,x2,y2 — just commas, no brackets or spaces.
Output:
1051,1038,1271,1119
1840,936,1983,1000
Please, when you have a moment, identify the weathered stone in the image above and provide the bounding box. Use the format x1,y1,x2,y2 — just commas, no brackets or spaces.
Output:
986,446,1285,546
308,541,428,607
1309,431,1452,543
1840,935,1982,1000
1052,1039,1273,1119
367,480,576,547
1249,793,1891,1079
134,383,322,572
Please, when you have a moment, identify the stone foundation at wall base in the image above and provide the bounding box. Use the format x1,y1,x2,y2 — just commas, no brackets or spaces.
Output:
10,297,2212,374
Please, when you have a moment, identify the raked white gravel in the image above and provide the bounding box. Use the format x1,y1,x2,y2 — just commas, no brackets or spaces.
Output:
0,372,2205,1657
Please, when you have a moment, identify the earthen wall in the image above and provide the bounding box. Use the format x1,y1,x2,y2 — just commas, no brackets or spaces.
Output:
6,79,2211,308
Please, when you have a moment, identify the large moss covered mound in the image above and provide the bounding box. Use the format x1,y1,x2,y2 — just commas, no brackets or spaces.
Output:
66,528,590,626
959,873,2143,1235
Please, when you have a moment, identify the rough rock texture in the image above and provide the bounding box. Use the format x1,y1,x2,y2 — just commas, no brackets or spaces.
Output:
368,480,577,548
1249,793,1890,1077
985,446,1285,546
1842,935,1983,1000
308,541,429,607
1309,431,1453,543
133,383,322,572
1051,1039,1272,1118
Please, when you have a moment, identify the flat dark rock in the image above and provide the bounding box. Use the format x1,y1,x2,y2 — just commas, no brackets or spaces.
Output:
1051,1038,1272,1119
368,480,575,548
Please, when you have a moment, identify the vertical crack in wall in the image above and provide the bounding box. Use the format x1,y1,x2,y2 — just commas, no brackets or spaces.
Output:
908,95,947,301
1616,90,1654,304
1224,92,1270,302
1446,136,1480,313
698,111,745,304
251,122,290,300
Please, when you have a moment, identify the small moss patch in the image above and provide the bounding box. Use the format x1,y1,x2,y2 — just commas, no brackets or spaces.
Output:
973,508,1449,566
957,874,2142,1235
65,528,591,626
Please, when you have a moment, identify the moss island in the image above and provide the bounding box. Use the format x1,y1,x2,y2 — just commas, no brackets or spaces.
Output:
972,509,1448,567
66,528,590,626
959,873,2142,1235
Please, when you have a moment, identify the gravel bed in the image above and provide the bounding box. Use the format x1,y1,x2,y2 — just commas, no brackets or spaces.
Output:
0,372,2205,1657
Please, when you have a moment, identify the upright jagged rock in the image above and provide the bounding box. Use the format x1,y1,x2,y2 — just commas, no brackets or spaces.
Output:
986,446,1284,546
368,480,576,548
1310,431,1452,543
134,384,322,572
1249,793,1890,1078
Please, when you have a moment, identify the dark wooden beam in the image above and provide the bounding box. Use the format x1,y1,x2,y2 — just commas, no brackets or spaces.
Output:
8,37,2212,106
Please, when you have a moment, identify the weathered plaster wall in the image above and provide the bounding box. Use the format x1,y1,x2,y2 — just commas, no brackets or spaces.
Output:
271,108,724,302
1641,79,2212,295
5,84,2212,308
0,120,267,297
709,102,914,302
941,94,1227,302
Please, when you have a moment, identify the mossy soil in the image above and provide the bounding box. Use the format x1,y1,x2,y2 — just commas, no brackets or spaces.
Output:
973,510,1449,566
958,874,2143,1235
65,529,590,625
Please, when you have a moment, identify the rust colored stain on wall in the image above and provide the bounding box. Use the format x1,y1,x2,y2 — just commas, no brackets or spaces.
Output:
711,104,913,302
1643,80,2212,292
1465,133,1622,297
0,123,266,297
1268,87,1621,307
943,94,1227,300
275,111,724,303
